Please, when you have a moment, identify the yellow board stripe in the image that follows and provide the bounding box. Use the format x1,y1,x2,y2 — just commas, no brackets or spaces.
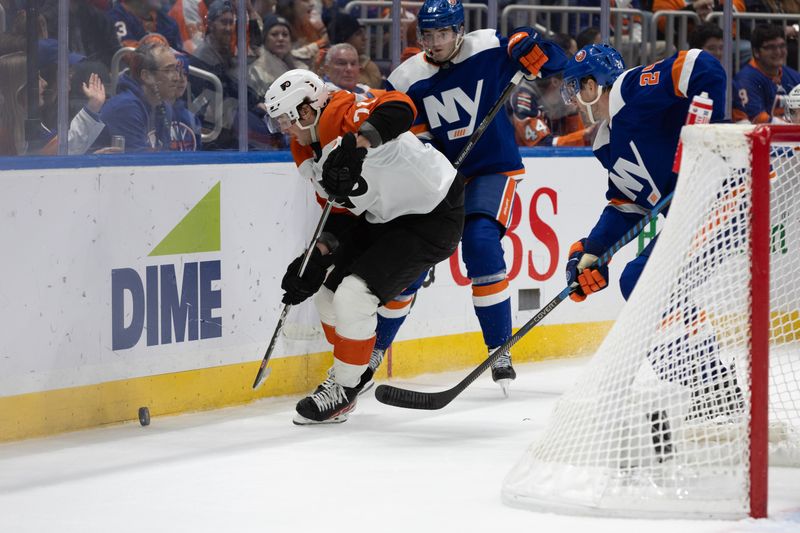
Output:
0,322,614,442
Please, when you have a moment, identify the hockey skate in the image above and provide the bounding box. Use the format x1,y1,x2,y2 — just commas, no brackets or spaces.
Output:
314,348,385,398
490,348,516,397
294,379,359,425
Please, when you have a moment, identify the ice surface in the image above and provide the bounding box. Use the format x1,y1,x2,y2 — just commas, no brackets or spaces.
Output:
0,357,798,533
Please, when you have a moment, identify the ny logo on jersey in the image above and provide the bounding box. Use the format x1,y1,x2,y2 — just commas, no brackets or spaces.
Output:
422,80,484,141
610,140,662,206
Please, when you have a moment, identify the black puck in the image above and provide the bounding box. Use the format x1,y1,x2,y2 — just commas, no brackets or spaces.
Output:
138,407,150,426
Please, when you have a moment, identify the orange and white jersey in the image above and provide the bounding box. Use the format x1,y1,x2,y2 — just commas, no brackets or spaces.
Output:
290,89,457,224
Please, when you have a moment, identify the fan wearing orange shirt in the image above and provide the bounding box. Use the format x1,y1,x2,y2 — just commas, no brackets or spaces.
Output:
264,70,464,425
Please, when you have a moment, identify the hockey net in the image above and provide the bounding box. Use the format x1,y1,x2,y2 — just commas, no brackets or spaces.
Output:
502,124,800,519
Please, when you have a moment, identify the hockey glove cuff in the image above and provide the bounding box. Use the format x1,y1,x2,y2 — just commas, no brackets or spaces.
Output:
321,132,368,199
566,238,609,302
508,30,549,77
281,247,329,305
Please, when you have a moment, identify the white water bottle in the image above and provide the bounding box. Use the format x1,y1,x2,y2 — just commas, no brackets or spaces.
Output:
673,92,714,173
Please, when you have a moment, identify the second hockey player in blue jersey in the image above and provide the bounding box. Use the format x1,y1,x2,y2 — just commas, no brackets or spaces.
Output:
366,0,567,395
561,44,726,301
563,43,744,420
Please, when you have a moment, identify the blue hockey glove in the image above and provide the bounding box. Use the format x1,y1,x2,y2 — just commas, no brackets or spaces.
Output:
566,238,609,302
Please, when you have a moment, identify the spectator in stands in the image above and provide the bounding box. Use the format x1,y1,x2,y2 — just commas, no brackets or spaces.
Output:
192,0,237,73
0,52,106,155
322,42,370,93
746,1,800,67
1,9,47,55
734,23,800,123
688,22,723,62
248,14,303,97
67,0,121,66
552,32,578,58
169,0,209,54
100,40,180,151
107,0,183,50
169,53,202,150
190,0,268,149
69,59,112,120
37,38,93,134
327,12,382,88
276,0,327,70
576,27,601,51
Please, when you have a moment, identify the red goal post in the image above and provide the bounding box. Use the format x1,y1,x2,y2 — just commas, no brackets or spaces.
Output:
502,124,800,519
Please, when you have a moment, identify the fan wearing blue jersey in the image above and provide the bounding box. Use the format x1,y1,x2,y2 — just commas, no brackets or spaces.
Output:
733,24,800,124
562,44,743,419
365,0,567,396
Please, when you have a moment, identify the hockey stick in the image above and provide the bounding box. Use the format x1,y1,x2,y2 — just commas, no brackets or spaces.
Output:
254,71,524,390
453,70,525,170
252,201,334,389
374,191,675,410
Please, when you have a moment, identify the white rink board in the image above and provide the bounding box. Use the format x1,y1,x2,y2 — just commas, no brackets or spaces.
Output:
0,155,638,397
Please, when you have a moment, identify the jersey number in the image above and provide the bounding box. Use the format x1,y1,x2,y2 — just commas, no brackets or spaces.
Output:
639,72,660,86
639,61,662,87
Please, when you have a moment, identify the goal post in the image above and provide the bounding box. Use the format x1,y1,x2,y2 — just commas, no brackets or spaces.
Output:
502,124,800,519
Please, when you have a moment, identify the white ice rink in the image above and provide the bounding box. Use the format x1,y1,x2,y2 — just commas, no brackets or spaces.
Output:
1,357,798,533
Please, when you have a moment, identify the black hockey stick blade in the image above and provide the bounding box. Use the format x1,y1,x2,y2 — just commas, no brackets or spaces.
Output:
375,192,676,410
374,287,572,410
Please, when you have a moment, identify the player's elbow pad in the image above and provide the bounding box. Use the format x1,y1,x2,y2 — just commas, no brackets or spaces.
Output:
361,101,415,146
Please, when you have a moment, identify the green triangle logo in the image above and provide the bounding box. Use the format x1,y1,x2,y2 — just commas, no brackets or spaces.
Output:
149,182,221,256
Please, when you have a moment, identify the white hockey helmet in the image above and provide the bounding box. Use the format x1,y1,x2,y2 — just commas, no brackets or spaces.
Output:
264,69,330,133
783,83,800,123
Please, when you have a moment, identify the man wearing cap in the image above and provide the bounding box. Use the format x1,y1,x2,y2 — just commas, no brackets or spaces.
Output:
189,0,268,149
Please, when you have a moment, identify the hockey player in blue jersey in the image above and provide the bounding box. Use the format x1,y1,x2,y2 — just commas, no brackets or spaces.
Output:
562,43,743,419
365,0,567,395
560,43,726,301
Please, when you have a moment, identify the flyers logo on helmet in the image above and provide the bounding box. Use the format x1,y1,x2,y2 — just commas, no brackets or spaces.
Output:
575,50,587,62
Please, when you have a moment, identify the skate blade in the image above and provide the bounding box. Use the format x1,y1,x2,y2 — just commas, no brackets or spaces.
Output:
358,380,375,397
496,379,512,398
292,412,350,425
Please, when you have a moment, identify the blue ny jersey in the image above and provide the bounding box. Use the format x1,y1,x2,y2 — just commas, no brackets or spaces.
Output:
386,29,567,178
107,2,183,51
588,49,726,250
733,60,800,123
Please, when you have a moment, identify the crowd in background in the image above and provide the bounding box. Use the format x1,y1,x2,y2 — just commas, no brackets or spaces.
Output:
0,0,799,155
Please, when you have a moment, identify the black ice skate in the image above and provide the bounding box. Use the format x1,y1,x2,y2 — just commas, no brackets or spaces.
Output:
490,348,516,397
294,380,359,425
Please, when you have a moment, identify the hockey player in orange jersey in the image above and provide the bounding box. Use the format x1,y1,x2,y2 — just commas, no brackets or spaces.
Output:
264,70,464,424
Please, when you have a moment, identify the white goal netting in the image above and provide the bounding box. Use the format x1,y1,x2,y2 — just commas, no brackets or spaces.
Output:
502,125,800,519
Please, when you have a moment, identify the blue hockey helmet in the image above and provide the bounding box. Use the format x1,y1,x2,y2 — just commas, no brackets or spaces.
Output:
561,44,625,105
418,0,464,32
